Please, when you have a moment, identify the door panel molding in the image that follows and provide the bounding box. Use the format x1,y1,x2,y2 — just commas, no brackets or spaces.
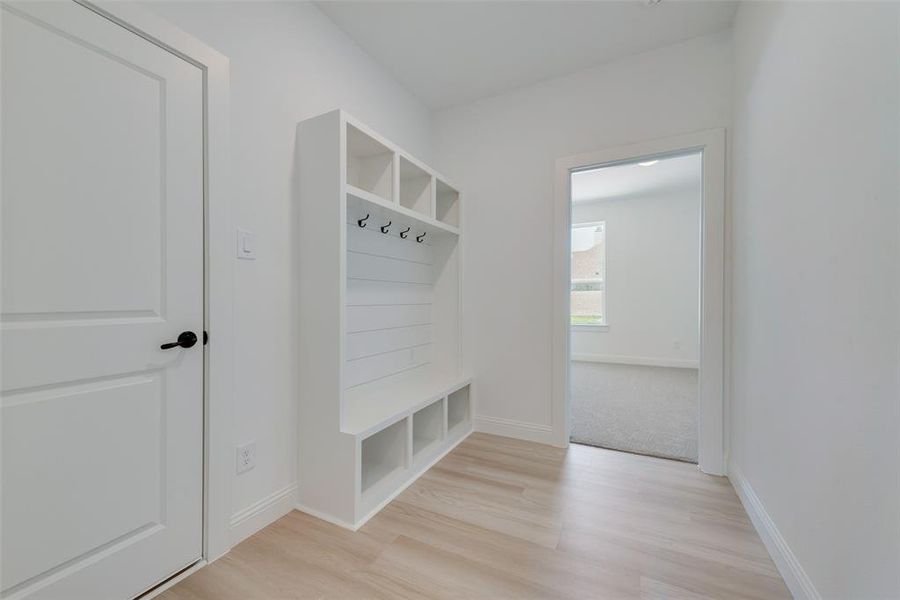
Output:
0,3,233,598
75,0,236,565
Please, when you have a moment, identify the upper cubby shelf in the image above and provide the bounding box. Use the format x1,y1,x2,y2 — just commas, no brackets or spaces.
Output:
399,156,433,217
346,123,393,202
436,179,460,227
343,115,461,232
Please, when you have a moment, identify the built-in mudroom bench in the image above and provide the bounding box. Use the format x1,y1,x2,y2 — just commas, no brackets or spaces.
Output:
295,110,471,529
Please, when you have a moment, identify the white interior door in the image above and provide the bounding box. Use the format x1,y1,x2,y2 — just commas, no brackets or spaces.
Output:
1,2,204,598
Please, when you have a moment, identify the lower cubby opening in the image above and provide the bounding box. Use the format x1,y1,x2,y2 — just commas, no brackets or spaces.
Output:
413,399,444,460
447,385,470,434
361,419,407,494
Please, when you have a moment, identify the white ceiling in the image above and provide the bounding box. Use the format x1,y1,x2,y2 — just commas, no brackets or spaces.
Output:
571,152,701,203
316,1,738,110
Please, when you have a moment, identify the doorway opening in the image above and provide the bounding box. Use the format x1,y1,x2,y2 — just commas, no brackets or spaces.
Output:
554,129,724,474
568,152,702,462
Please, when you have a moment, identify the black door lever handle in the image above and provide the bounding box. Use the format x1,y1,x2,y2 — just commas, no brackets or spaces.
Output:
161,331,198,350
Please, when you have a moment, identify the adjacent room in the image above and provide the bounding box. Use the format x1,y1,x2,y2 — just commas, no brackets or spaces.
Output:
569,152,702,463
2,1,898,599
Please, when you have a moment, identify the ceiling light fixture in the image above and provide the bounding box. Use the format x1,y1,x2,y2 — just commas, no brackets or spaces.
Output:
638,160,659,167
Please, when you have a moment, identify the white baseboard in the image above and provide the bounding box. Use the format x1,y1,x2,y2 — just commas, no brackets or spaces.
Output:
729,464,820,600
139,560,206,600
570,353,699,369
474,415,554,445
294,502,357,531
229,482,298,546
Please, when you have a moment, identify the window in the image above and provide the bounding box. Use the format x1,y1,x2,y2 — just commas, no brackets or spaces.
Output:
571,221,606,327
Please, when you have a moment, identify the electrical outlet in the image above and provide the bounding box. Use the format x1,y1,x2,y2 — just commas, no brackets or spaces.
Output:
236,441,256,474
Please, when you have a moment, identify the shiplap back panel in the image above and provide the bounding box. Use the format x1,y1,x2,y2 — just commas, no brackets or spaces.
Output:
345,223,433,388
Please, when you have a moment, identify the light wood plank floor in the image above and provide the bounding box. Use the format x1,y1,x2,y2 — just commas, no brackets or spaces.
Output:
160,433,789,599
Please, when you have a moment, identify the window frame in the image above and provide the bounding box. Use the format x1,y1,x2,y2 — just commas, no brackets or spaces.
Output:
569,220,608,331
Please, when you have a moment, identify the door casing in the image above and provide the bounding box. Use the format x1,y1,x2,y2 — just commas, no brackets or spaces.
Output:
69,0,235,567
553,129,727,475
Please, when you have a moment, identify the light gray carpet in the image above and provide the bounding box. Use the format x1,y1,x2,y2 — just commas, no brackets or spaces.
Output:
570,361,698,462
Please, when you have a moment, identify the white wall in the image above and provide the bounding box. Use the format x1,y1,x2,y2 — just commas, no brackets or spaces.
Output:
143,1,432,540
433,32,731,438
571,185,700,366
730,2,900,598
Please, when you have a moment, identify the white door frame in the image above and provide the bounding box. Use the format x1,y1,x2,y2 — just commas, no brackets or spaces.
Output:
74,0,236,563
552,129,726,475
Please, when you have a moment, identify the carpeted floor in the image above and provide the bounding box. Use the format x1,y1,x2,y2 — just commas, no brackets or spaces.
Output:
570,361,698,462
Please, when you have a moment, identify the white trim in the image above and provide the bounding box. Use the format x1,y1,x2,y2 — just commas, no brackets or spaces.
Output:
571,324,609,333
294,503,358,531
729,464,821,600
138,561,206,600
229,483,299,546
474,415,554,445
554,130,727,472
79,0,235,562
570,353,699,369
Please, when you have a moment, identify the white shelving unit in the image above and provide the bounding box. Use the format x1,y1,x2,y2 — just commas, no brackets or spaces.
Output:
296,109,472,529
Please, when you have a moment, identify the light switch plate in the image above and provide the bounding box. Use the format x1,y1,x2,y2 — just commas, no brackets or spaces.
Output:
237,228,256,260
236,441,256,474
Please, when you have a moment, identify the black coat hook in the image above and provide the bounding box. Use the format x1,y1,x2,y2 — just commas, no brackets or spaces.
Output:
416,232,426,243
400,227,410,239
357,213,369,228
380,221,392,234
